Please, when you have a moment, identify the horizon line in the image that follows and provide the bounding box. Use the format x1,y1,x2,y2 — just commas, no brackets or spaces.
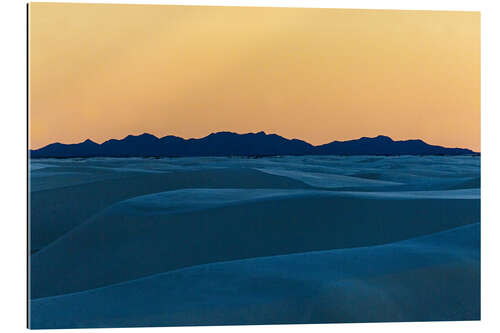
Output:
30,130,479,153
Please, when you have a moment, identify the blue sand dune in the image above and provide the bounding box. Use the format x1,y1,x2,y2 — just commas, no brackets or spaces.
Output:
30,168,311,252
29,155,479,253
28,155,480,328
30,223,480,328
30,188,479,299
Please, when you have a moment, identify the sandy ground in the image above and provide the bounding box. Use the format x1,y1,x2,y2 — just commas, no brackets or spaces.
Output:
28,155,480,328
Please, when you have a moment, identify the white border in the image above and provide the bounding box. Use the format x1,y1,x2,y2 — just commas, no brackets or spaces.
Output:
2,1,499,332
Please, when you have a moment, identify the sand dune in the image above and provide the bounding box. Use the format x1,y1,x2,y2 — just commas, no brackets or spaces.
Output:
30,223,479,328
29,156,479,253
256,168,403,188
30,188,479,299
30,168,311,252
29,156,480,327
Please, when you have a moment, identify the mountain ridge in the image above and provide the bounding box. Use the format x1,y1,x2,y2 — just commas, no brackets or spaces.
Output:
30,131,478,158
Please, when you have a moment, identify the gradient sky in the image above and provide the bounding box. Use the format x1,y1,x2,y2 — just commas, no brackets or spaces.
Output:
29,3,480,151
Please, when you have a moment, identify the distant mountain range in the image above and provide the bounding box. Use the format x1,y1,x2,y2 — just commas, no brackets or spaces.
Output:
29,131,478,158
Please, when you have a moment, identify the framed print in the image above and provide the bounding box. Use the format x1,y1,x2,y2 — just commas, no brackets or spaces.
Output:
28,2,480,329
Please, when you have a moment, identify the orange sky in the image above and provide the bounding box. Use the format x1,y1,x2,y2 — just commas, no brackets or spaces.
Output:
29,3,480,151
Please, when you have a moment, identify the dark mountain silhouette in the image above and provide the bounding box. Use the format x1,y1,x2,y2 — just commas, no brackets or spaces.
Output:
314,135,475,155
29,132,477,158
